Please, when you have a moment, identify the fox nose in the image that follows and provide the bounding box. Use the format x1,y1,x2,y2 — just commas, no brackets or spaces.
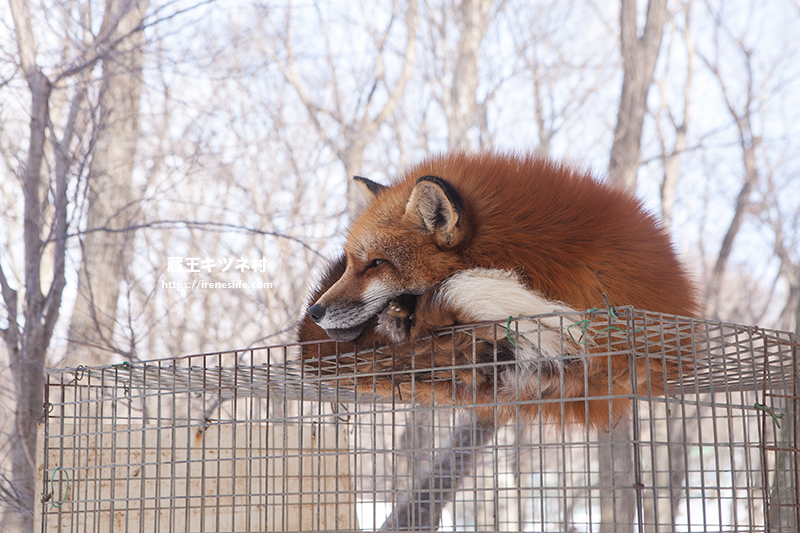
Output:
307,304,326,323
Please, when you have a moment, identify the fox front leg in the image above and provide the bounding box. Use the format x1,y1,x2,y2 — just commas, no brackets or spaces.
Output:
376,298,415,343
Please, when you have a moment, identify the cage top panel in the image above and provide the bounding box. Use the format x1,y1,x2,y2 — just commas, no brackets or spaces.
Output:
46,307,798,404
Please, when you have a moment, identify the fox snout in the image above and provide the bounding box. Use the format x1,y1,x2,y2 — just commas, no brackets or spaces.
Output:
305,298,377,342
307,270,407,341
307,303,363,341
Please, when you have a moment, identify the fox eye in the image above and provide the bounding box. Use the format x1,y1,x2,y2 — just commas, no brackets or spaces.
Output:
368,258,387,268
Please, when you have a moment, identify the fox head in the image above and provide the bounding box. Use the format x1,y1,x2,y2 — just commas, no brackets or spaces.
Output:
307,175,471,341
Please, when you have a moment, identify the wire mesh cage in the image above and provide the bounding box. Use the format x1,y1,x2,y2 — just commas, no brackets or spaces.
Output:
37,307,799,532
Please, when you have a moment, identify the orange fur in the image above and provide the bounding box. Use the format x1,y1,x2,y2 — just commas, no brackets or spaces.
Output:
298,152,700,430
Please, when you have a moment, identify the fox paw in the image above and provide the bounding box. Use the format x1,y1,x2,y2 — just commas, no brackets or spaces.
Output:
376,300,414,343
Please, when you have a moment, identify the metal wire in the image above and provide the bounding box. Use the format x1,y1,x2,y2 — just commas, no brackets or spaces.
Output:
37,308,799,532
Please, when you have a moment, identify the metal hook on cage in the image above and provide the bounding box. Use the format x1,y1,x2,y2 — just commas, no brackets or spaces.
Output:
567,307,598,345
330,402,351,422
39,402,53,422
392,376,404,402
74,365,85,382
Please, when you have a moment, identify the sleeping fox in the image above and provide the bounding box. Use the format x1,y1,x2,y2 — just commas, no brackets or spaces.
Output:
298,151,699,429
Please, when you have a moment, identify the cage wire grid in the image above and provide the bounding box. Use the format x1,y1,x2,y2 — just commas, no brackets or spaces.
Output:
36,307,799,533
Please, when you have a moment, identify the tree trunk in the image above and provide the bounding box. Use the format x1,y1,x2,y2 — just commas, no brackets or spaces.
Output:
608,0,669,189
7,2,62,531
64,0,149,367
659,2,694,231
660,123,686,231
705,142,758,317
598,418,636,532
437,0,495,151
380,413,495,530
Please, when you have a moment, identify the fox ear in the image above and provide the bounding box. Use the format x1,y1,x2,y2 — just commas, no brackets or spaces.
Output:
353,176,387,202
404,176,464,248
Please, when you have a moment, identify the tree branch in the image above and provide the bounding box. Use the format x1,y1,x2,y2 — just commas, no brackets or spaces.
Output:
54,0,215,84
275,4,338,153
0,261,19,347
45,219,328,259
697,10,762,316
370,0,418,130
42,86,85,344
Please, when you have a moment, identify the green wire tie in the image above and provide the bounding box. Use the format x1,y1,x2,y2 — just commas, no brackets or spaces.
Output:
510,306,643,347
113,362,132,395
754,403,784,429
49,466,70,508
505,316,517,346
566,306,645,344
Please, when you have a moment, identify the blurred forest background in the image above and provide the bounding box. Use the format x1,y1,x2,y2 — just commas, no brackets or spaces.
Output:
0,0,799,530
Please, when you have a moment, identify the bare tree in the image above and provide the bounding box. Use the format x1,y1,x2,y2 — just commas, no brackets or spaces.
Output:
267,0,419,213
510,0,618,156
598,1,672,529
64,0,149,368
0,1,160,528
608,0,669,189
698,2,773,319
761,171,800,333
651,0,695,232
424,0,502,150
4,1,71,528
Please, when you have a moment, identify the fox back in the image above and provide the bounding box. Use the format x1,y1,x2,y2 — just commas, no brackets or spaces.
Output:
309,152,698,338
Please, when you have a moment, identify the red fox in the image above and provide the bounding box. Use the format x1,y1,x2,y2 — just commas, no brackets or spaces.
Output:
298,151,699,429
